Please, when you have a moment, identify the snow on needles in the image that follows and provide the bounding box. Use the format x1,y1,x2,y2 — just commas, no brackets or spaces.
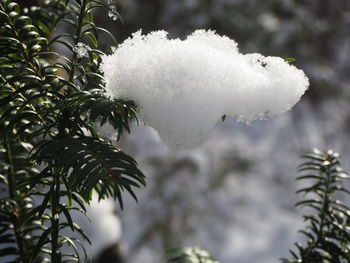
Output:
101,30,309,150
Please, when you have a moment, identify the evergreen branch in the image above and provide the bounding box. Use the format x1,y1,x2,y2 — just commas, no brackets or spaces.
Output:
32,137,145,206
165,247,219,263
69,0,89,84
3,137,29,263
1,0,144,261
282,149,350,263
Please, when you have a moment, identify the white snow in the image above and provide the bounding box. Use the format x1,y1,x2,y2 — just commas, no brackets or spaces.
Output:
74,42,90,58
108,6,119,21
101,30,309,150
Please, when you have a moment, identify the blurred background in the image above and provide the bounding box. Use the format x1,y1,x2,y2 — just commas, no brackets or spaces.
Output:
17,0,350,262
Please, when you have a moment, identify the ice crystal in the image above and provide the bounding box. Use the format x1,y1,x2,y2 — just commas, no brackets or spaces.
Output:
74,42,90,58
108,6,118,21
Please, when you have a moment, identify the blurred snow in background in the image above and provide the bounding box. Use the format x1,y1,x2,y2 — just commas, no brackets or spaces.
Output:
77,195,122,258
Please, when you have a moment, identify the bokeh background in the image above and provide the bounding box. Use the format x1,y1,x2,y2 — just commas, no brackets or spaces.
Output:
17,0,350,262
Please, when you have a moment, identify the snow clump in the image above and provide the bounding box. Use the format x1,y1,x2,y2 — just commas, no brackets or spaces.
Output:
101,30,309,150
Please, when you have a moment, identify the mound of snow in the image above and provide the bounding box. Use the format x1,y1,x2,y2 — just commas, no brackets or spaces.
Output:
101,30,309,150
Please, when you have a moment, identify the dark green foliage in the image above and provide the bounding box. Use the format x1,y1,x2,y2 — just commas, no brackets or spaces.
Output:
284,58,296,64
33,137,145,204
0,0,144,262
282,149,350,263
0,139,40,263
54,89,138,140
